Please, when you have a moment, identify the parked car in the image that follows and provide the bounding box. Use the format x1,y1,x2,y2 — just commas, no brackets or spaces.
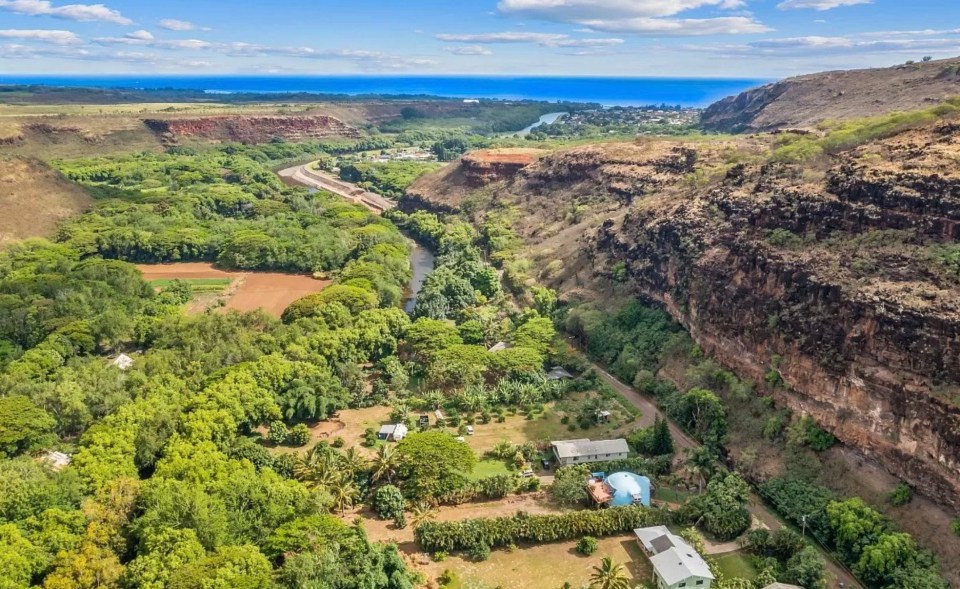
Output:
466,425,474,435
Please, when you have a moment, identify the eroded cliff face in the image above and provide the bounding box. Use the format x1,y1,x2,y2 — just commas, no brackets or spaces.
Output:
407,128,960,510
144,115,359,145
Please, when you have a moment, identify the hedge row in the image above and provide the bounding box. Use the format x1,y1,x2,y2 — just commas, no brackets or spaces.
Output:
414,505,669,552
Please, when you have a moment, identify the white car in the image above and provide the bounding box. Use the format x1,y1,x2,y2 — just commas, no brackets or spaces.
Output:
466,426,474,435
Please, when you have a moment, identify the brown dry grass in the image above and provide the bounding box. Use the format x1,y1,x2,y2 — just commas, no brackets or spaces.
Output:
0,156,92,246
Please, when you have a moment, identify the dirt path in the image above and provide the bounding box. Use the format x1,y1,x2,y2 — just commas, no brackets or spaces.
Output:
588,363,863,589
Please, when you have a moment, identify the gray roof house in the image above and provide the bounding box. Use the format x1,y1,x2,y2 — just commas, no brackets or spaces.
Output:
550,438,629,466
635,526,714,589
546,366,574,380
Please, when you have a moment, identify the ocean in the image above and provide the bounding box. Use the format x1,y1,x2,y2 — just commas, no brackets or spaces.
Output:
0,75,767,107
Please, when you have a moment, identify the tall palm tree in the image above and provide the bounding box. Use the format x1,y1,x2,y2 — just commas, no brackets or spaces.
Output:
341,446,368,477
409,501,437,529
684,446,717,494
331,474,359,515
372,444,399,484
295,446,339,489
589,557,631,589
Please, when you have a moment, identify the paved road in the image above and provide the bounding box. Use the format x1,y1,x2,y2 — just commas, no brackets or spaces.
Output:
588,362,862,589
277,162,396,213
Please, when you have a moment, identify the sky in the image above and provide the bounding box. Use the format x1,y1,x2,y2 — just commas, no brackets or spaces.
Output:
0,0,959,78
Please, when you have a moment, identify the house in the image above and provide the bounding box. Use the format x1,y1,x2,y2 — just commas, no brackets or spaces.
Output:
546,366,574,380
550,438,629,467
634,526,714,589
377,423,409,442
488,341,511,352
111,353,134,370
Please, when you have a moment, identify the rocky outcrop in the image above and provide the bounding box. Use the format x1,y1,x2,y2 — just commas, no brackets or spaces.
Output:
144,115,359,145
460,149,543,187
702,56,960,133
409,128,960,511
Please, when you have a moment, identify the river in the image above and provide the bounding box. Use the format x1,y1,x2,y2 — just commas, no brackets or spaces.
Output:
276,161,435,312
516,112,567,136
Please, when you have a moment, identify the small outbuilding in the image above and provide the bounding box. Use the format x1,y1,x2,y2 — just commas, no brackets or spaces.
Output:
488,341,511,352
41,451,72,471
111,353,134,370
546,366,574,380
377,423,409,442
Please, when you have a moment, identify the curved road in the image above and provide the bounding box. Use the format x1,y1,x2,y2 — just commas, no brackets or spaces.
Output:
587,361,862,589
277,161,395,213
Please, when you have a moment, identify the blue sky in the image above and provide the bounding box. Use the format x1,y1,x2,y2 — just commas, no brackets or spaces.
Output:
0,0,958,78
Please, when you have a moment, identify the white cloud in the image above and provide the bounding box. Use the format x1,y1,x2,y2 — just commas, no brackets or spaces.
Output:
495,0,767,36
498,0,745,20
0,0,131,24
777,0,871,10
158,18,210,31
579,16,771,35
0,28,80,44
683,30,960,57
125,30,153,41
435,31,624,47
443,45,494,56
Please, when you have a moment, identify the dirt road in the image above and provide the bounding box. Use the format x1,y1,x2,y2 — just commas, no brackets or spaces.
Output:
277,162,395,213
588,363,863,589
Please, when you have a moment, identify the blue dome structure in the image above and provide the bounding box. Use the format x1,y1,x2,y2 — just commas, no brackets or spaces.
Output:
605,471,651,506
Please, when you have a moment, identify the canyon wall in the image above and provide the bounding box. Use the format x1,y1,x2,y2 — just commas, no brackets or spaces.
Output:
144,115,359,144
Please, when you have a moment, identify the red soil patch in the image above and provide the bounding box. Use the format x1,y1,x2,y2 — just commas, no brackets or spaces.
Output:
463,148,544,165
137,262,330,318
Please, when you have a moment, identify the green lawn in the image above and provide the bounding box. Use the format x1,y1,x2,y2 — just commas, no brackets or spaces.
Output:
150,277,233,293
713,552,758,581
468,459,513,481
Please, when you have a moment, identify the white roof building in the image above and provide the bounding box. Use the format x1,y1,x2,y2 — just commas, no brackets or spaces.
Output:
111,353,134,370
634,526,714,589
550,438,629,466
377,423,409,441
42,451,72,471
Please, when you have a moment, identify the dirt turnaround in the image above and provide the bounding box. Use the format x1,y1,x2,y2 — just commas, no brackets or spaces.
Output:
137,262,330,318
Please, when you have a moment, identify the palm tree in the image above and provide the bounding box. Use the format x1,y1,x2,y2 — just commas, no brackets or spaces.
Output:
409,501,437,529
372,444,399,484
295,446,339,489
589,557,631,589
341,446,368,477
331,474,359,515
685,446,717,494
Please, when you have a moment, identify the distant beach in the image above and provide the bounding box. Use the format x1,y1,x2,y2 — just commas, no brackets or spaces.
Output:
0,75,767,107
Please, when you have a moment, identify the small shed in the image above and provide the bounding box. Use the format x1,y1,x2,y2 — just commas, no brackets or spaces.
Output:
42,451,72,471
546,366,574,380
377,423,409,442
111,353,134,370
418,415,430,428
488,341,510,352
596,410,612,424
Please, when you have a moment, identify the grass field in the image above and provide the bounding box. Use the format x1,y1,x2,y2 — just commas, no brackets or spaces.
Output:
149,277,233,293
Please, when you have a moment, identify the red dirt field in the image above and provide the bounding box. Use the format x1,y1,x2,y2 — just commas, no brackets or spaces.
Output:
137,262,330,318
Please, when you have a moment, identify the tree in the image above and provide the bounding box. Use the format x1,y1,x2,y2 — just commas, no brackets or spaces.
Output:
650,415,674,455
372,444,400,484
330,474,358,515
513,316,556,356
0,396,55,457
577,536,599,555
287,424,311,447
374,485,406,521
825,498,889,562
122,528,206,589
403,318,462,362
409,501,437,529
672,388,726,448
589,557,631,589
167,545,273,589
855,532,919,587
684,447,718,493
42,542,124,589
783,546,827,589
396,432,476,500
689,473,751,541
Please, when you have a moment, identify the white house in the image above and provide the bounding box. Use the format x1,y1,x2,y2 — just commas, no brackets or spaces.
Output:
550,438,629,467
377,423,409,442
634,526,714,589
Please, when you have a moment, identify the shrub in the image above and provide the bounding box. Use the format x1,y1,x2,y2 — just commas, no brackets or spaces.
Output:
577,536,599,556
433,551,448,562
332,436,346,448
468,540,491,561
888,482,912,507
375,485,407,520
362,427,378,447
268,420,289,445
287,423,311,446
952,519,960,537
414,505,668,552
